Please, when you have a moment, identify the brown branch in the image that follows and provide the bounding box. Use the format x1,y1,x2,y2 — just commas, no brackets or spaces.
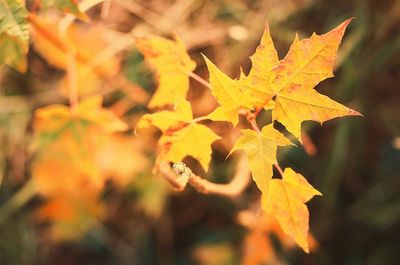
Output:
158,154,251,197
157,161,190,192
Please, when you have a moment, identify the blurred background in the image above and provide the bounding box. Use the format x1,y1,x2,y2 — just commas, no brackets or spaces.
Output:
0,0,399,264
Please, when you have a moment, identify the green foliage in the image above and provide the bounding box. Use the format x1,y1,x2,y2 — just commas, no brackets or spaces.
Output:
0,0,29,72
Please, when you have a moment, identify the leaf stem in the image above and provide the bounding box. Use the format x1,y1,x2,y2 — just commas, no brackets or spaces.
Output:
249,119,261,133
251,96,272,119
191,116,209,123
274,163,284,177
188,72,212,89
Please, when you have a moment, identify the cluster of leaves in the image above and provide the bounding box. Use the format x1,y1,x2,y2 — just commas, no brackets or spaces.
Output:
0,0,86,72
1,2,156,240
31,96,145,239
136,19,361,252
0,0,362,258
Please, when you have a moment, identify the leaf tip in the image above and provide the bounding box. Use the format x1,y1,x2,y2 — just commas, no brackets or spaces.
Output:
263,21,270,32
201,53,212,66
303,245,310,254
335,17,354,33
349,109,363,117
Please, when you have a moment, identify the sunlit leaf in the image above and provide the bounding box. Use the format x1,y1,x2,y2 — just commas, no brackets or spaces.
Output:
230,125,291,198
136,99,220,171
263,168,322,252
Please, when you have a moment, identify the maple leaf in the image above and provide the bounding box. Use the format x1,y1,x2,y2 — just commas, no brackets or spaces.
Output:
243,25,279,109
136,98,192,132
32,97,135,240
136,99,220,171
203,56,255,126
34,96,127,141
204,19,361,139
249,19,360,140
202,26,278,125
32,128,105,197
0,0,29,72
229,125,291,197
136,35,196,108
263,168,322,253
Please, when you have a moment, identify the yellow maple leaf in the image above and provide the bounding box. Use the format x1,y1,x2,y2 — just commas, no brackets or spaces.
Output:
136,99,192,132
243,25,279,109
204,19,361,139
33,131,104,193
158,123,220,171
202,25,279,125
263,168,322,253
32,96,128,198
268,19,361,139
229,125,291,196
203,56,255,126
136,99,220,171
136,35,196,108
34,96,127,138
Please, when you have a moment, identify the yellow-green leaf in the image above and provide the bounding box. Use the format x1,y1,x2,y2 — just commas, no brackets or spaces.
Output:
264,168,321,252
159,123,220,171
0,0,29,72
230,125,291,196
203,55,254,125
136,99,192,132
34,96,127,137
136,99,220,171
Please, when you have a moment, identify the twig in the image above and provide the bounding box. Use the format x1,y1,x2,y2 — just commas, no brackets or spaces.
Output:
159,154,251,197
158,162,189,192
